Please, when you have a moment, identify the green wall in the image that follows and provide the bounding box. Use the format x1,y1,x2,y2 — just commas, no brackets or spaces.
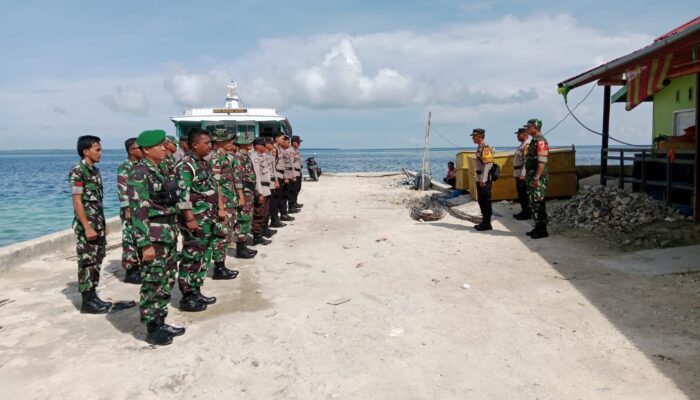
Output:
653,74,697,138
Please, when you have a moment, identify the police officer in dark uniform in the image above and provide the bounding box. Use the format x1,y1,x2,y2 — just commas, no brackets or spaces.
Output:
471,128,494,231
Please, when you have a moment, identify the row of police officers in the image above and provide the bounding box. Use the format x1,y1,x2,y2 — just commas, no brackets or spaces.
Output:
471,118,549,239
68,128,305,345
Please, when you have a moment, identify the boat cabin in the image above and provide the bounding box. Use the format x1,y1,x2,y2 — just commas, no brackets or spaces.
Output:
171,81,292,139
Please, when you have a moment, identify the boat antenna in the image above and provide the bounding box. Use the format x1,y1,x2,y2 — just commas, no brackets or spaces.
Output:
420,111,432,191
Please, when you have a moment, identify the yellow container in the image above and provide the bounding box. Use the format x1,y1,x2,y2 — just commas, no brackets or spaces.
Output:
455,169,470,190
468,147,577,201
456,151,475,169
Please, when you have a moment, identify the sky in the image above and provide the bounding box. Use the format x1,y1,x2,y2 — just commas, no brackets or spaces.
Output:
0,1,698,150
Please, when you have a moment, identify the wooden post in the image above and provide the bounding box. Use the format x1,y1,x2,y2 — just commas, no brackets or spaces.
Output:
601,85,611,186
694,73,700,221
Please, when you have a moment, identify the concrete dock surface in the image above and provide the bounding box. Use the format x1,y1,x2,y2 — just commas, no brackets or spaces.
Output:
0,175,698,399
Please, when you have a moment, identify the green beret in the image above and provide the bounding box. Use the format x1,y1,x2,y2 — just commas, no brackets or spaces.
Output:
235,131,253,145
166,135,177,144
526,118,543,129
136,129,166,147
212,129,234,142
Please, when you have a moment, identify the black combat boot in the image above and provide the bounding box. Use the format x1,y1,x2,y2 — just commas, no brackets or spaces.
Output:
80,290,110,314
270,221,286,228
235,241,257,259
291,203,303,208
526,226,536,236
280,214,295,222
157,317,186,337
287,207,300,214
513,212,531,220
124,267,143,284
530,223,549,239
146,322,174,346
212,261,239,280
179,294,208,312
253,235,272,245
194,291,217,305
262,228,277,238
474,218,493,231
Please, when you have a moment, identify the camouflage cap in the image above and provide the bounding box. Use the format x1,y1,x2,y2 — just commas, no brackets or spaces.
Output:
136,129,166,147
212,128,234,142
526,118,543,129
166,135,177,144
235,131,253,145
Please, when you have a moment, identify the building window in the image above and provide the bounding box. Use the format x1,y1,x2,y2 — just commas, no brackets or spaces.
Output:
672,109,696,136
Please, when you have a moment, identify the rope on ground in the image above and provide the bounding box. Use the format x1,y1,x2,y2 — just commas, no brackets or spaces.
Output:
408,193,482,223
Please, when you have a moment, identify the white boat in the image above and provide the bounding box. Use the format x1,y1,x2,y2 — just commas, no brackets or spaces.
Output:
170,80,292,138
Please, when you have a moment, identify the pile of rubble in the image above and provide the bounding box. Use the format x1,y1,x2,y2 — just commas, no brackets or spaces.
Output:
550,185,688,233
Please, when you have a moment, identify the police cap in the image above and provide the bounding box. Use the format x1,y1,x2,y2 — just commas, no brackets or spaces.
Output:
253,137,266,146
515,127,527,134
291,135,302,143
470,128,486,136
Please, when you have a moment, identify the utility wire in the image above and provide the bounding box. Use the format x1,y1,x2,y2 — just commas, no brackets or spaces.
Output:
430,125,462,148
563,95,648,147
544,83,595,135
550,83,647,147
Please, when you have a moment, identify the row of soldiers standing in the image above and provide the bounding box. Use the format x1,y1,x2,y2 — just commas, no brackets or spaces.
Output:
471,118,549,239
68,128,305,345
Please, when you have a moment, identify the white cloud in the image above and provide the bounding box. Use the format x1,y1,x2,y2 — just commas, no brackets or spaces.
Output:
99,86,149,115
164,70,230,107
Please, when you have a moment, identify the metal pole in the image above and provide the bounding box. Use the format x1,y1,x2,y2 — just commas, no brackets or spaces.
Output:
601,85,611,186
694,73,700,221
421,112,432,191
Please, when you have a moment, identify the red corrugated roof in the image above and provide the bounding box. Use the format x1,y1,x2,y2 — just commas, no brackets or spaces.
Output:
558,16,700,88
655,16,700,42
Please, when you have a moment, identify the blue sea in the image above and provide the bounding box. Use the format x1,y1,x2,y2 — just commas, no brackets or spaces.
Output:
0,146,604,247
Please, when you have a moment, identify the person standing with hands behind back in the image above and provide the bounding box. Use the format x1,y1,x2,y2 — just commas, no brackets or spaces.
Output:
471,128,494,231
68,135,111,314
129,129,185,345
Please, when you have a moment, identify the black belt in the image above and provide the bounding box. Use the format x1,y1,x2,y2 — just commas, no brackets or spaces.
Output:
276,169,285,173
476,170,482,174
261,182,270,187
514,166,523,169
150,215,176,224
285,168,293,171
293,168,301,171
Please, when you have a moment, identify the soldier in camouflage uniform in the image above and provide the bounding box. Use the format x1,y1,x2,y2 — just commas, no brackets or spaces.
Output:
209,129,242,278
160,135,178,177
232,132,258,258
524,118,549,239
68,135,111,314
128,129,186,346
176,129,223,311
117,137,143,284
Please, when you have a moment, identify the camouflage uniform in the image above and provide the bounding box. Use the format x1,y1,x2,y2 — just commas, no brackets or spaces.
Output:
176,153,219,295
160,154,176,177
525,135,549,224
117,159,139,271
128,158,179,325
68,159,106,293
210,151,240,262
233,152,255,242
